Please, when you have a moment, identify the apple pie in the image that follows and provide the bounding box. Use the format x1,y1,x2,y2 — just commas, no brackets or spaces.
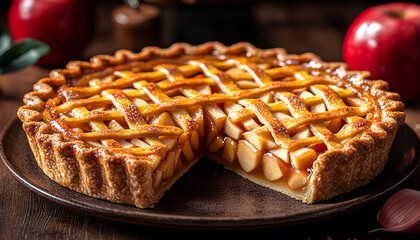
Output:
17,42,405,208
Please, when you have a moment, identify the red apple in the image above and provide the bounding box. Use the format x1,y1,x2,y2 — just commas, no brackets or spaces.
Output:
8,0,94,67
343,2,420,103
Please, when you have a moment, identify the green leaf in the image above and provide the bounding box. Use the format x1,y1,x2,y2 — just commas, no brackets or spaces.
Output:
0,26,12,56
0,38,50,74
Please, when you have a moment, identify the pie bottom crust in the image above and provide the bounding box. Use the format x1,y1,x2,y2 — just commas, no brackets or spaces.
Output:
22,115,399,208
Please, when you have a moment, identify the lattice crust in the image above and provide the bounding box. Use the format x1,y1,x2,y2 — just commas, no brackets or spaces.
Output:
18,42,405,208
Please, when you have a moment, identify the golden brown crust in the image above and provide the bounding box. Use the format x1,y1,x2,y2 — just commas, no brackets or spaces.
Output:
17,42,405,208
307,79,405,202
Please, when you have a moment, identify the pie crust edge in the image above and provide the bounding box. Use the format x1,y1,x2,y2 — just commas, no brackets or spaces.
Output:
17,42,406,208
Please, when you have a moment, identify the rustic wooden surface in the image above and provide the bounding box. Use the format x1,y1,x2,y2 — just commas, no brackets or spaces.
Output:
1,1,420,239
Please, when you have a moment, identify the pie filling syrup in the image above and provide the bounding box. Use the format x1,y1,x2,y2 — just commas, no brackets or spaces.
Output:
18,42,405,208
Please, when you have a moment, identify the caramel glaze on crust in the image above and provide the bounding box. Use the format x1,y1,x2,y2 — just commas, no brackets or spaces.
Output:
17,42,405,208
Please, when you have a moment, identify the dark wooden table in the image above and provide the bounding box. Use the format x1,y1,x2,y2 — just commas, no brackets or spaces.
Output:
1,1,420,239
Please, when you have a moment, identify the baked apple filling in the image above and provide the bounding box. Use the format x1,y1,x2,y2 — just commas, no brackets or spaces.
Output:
18,42,404,208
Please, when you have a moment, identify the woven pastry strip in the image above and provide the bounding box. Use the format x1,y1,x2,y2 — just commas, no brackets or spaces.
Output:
54,56,379,157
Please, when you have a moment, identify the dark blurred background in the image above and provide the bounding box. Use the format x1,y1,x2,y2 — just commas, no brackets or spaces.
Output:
1,2,420,239
0,0,417,62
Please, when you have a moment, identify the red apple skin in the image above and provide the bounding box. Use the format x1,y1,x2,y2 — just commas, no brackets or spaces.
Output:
343,2,420,103
8,0,94,67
